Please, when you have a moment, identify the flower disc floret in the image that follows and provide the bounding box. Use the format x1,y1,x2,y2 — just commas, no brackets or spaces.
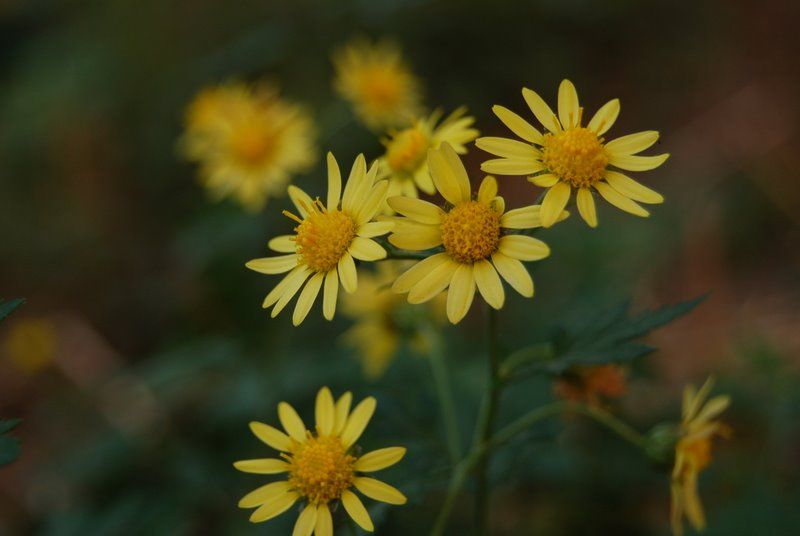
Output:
440,201,501,264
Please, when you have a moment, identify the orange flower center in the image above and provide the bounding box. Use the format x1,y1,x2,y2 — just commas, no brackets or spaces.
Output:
287,435,355,504
386,126,429,173
681,437,713,472
231,124,276,167
290,201,356,273
440,201,501,264
541,127,608,188
358,68,402,111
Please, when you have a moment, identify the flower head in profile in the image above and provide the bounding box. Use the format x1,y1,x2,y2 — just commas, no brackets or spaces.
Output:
180,82,316,211
235,387,407,534
246,154,393,325
379,108,479,203
341,262,446,378
670,378,730,536
388,143,566,324
476,79,668,227
553,364,627,407
333,38,423,130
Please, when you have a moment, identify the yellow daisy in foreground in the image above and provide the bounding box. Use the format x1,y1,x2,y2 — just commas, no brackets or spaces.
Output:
235,387,407,534
181,82,316,211
476,79,669,227
670,378,730,536
379,108,479,202
246,153,393,325
388,143,565,324
341,262,446,378
333,38,423,130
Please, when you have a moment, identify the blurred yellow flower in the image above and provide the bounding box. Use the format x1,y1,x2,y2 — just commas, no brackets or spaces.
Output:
3,317,57,373
333,38,423,130
670,378,730,536
181,83,316,211
379,108,479,204
234,387,407,534
476,79,668,228
388,143,566,324
246,153,392,325
341,262,446,378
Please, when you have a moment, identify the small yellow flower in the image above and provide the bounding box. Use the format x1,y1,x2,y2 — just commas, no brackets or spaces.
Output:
246,153,393,325
341,262,446,378
180,82,316,211
379,108,479,204
234,387,407,534
333,38,423,130
388,143,566,324
670,378,730,536
3,317,57,373
476,79,669,228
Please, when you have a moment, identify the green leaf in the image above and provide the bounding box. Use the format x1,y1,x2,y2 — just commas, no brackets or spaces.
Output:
0,419,21,435
0,419,22,467
0,298,25,322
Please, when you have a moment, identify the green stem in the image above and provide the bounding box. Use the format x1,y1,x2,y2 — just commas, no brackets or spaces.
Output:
568,403,647,449
473,307,501,535
425,327,463,465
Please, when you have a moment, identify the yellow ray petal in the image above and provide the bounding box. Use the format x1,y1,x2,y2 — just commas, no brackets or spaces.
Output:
392,252,451,294
322,269,339,321
314,504,333,536
246,255,299,275
594,182,649,217
608,153,669,172
354,477,408,505
270,268,313,317
349,237,387,261
407,258,459,304
268,235,296,253
576,187,598,228
288,185,314,217
477,176,498,204
475,137,538,160
357,220,394,238
587,98,620,135
491,252,533,297
604,131,659,157
239,481,292,509
278,402,307,441
292,504,318,536
315,386,336,435
603,171,664,204
389,222,443,250
263,266,310,309
334,391,353,434
482,158,545,176
356,180,389,225
540,182,571,228
249,421,292,452
342,154,369,213
233,458,289,474
354,447,407,472
557,79,580,129
528,173,559,187
498,235,550,261
292,272,324,326
387,196,445,224
249,491,298,522
473,259,504,309
428,144,471,205
338,252,357,293
341,490,375,532
341,396,377,448
492,105,544,144
326,152,342,210
522,87,560,133
446,263,476,324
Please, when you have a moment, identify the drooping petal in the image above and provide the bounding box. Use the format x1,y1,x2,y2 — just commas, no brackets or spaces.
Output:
322,269,339,321
246,255,298,275
446,263,476,324
391,253,451,293
341,490,374,532
594,182,649,217
233,458,290,474
482,158,545,176
498,235,550,261
557,79,580,129
249,421,293,452
354,477,408,505
522,87,560,133
341,396,377,448
349,237,387,261
326,153,342,210
491,105,544,144
354,447,407,472
239,481,292,509
528,173,559,187
338,252,357,293
475,137,538,160
288,185,315,217
407,258,459,304
315,386,336,435
604,171,664,204
314,504,333,536
334,391,352,434
270,268,313,317
249,491,299,522
587,98,620,135
357,220,394,238
278,402,307,441
576,187,598,228
604,131,659,157
387,197,445,224
263,266,310,309
608,153,669,172
292,272,324,326
477,176,498,204
292,504,318,536
428,144,471,205
540,182,572,228
491,252,534,297
268,235,296,253
473,259,504,309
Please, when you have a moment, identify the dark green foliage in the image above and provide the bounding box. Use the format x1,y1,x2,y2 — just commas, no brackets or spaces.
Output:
0,419,22,467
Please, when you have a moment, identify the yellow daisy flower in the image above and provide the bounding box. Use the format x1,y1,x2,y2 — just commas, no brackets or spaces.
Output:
341,262,446,378
379,108,479,203
670,378,730,536
476,79,669,228
181,82,316,211
387,143,565,324
235,387,407,534
333,38,423,130
245,153,393,326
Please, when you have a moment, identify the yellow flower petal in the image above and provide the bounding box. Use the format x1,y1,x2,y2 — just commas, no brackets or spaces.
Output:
354,477,407,505
338,252,357,294
233,458,289,474
322,269,339,321
389,222,442,250
354,447,407,472
407,258,459,304
446,263,476,324
683,468,706,531
392,252,451,294
387,197,445,224
239,481,292,509
522,87,559,133
501,205,549,229
356,180,389,225
540,182,572,228
482,158,545,176
315,386,336,435
270,268,313,317
341,490,375,532
603,171,664,204
491,105,544,144
326,152,342,210
604,131,659,157
428,144,470,205
498,235,550,261
587,98,620,135
249,421,292,452
315,504,333,536
246,255,298,275
477,176,498,205
349,237,387,261
278,402,307,441
528,173,559,187
341,396,377,448
491,252,533,297
334,391,353,434
292,272,324,326
475,137,538,160
357,220,394,238
557,79,579,129
608,153,669,172
292,504,318,536
249,491,299,522
268,235,296,253
576,187,598,228
473,259,504,309
342,154,369,213
594,182,649,217
288,185,314,217
263,266,309,308
693,395,730,427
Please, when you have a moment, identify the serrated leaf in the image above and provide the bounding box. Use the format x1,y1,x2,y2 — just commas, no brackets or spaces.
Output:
0,298,25,322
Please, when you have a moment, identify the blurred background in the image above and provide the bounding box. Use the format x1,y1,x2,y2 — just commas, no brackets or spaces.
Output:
1,0,799,534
